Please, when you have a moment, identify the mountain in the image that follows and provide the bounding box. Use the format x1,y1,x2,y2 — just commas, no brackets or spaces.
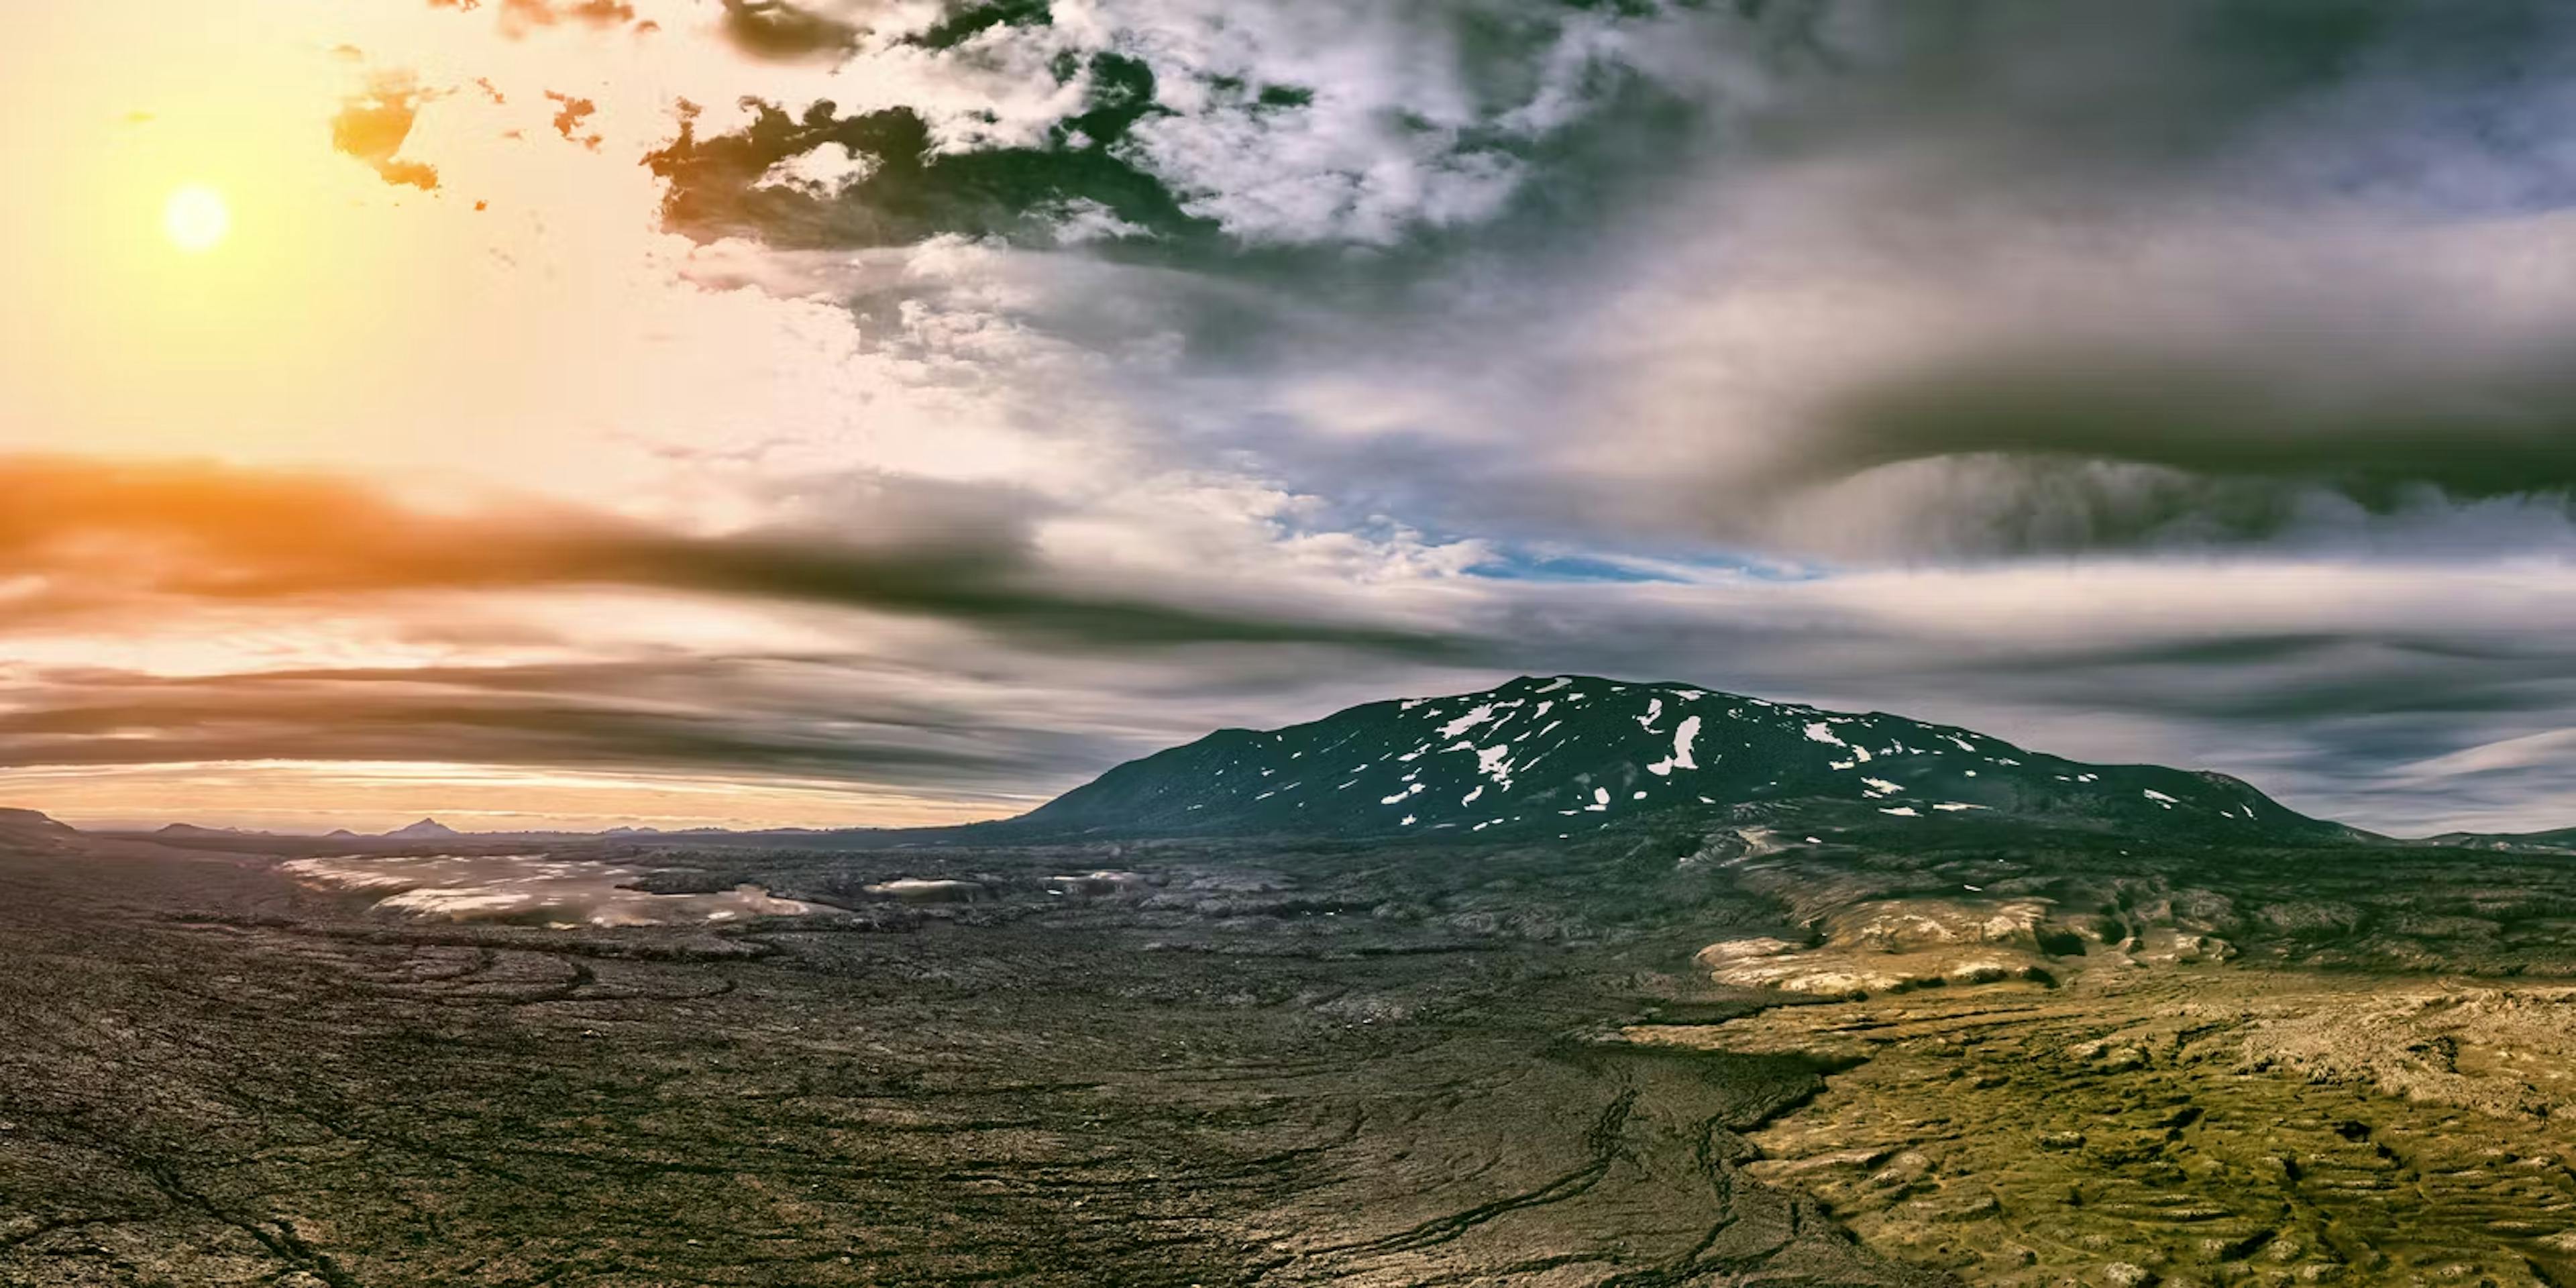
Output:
149,820,466,843
2426,826,2576,853
1016,674,2340,842
0,808,80,846
384,818,464,840
155,822,287,841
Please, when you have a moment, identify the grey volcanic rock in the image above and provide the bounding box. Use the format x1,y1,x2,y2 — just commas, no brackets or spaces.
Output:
1018,675,2336,842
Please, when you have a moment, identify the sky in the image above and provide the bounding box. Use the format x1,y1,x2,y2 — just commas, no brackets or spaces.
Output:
7,0,2576,837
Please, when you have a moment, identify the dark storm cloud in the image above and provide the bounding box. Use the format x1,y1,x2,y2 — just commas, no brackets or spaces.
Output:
647,1,2576,253
1811,352,2576,531
1499,597,2573,731
641,0,2576,557
1636,0,2576,553
1746,0,2576,547
647,0,1817,256
645,59,1199,250
1749,2,2576,192
1763,1,2576,554
0,458,1457,655
0,659,1116,794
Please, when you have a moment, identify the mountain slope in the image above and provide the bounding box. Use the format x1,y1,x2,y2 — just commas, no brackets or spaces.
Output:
0,808,80,847
1017,675,2338,841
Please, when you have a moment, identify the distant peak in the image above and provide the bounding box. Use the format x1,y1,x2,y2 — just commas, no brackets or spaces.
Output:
385,817,463,839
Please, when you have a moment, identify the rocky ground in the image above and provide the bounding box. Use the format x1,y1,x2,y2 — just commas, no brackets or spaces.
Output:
6,815,2576,1285
1635,972,2576,1287
1625,818,2576,1288
0,831,1931,1287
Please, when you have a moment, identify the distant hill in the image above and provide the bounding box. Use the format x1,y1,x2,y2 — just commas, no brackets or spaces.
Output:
155,819,467,842
0,808,80,846
114,816,504,856
2424,826,2576,854
156,822,260,840
1013,674,2347,843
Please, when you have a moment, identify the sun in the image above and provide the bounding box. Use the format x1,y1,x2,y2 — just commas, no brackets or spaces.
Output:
163,184,232,253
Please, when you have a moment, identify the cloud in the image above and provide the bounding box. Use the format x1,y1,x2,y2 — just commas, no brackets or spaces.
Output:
588,1,2576,836
1291,1,2576,559
653,1,2576,559
647,0,1764,252
717,0,862,61
545,91,600,148
0,658,1114,794
646,91,1200,249
1450,559,2576,835
1727,201,2576,555
383,0,2576,565
0,457,1458,655
430,0,644,36
331,72,441,189
1534,0,2576,556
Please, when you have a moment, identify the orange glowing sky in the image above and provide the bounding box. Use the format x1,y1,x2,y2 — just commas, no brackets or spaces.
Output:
1,0,1163,830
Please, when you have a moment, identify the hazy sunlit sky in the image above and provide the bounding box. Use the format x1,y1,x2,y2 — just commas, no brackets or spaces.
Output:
10,0,2576,836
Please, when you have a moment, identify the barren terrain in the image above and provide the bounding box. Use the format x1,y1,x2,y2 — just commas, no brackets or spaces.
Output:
7,816,2576,1285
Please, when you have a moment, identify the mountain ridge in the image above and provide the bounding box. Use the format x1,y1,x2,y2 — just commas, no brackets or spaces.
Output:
0,808,78,841
68,678,2384,847
2426,825,2576,853
1013,674,2351,843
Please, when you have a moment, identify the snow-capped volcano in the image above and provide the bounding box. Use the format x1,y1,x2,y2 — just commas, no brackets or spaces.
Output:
1018,676,2332,841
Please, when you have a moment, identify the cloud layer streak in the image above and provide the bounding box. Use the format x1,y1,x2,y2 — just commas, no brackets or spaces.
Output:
0,458,1456,653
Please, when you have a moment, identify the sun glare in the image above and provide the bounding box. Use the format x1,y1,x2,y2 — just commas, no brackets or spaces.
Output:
163,184,231,252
